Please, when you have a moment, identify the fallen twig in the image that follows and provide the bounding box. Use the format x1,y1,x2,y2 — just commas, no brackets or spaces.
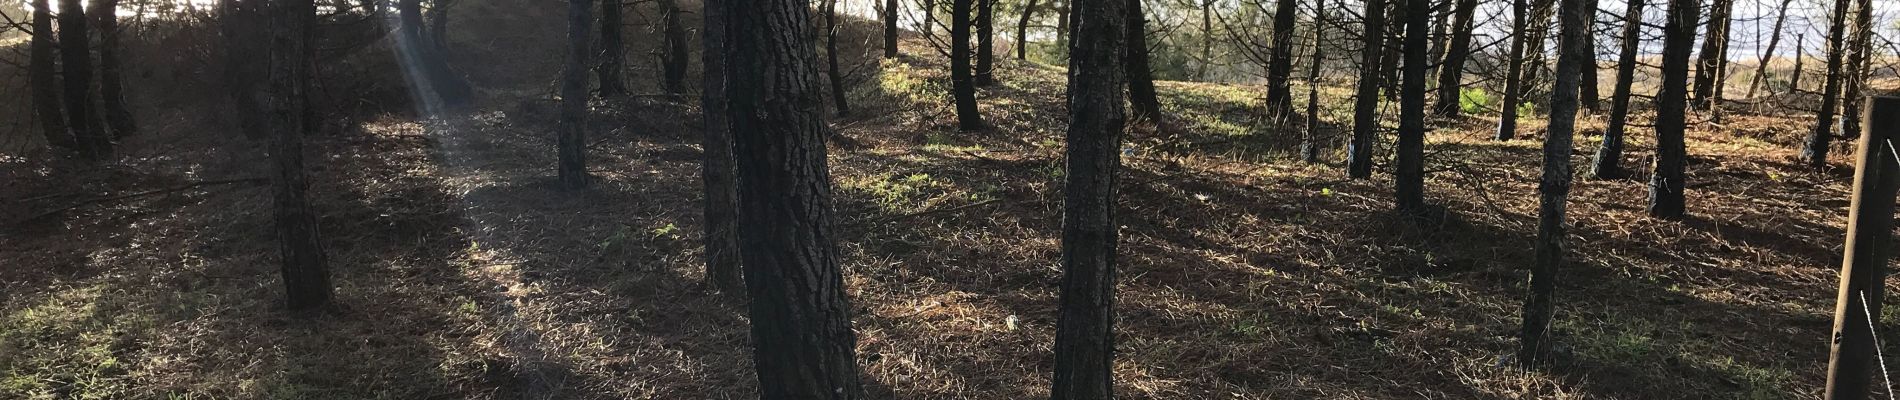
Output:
10,177,267,225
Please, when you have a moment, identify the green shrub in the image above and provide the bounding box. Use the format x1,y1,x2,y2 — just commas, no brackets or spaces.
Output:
1458,87,1495,115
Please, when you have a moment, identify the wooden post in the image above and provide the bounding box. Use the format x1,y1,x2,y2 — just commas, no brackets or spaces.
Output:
1826,96,1900,399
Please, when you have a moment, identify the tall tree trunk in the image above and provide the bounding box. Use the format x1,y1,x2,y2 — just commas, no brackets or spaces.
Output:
1425,0,1450,78
1049,0,1126,396
1016,0,1037,60
976,0,995,86
1837,0,1872,144
886,0,901,58
1649,0,1697,220
1800,0,1849,168
428,0,451,49
952,0,984,129
1518,0,1555,103
221,0,267,140
662,0,688,95
1429,0,1477,117
1054,0,1069,58
700,0,744,291
1198,0,1212,80
1576,0,1600,114
59,0,106,159
29,0,70,149
559,0,594,190
90,0,135,138
1745,0,1794,98
724,0,865,394
269,0,332,311
398,0,472,111
1264,0,1298,119
1790,34,1804,93
825,0,852,115
1394,0,1428,213
597,0,627,96
1520,0,1587,366
1126,0,1159,118
1379,0,1403,101
1346,0,1386,179
1496,0,1528,141
1301,0,1327,163
1691,0,1732,110
1591,0,1643,180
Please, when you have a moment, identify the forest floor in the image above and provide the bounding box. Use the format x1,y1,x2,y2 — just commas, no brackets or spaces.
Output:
1,3,1891,399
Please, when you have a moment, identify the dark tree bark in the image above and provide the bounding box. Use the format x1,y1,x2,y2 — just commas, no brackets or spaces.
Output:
58,0,107,159
1517,0,1555,101
1591,0,1643,180
1016,0,1038,60
1576,0,1600,114
1790,34,1804,93
976,0,996,86
1125,0,1159,119
220,0,267,140
1198,0,1212,80
1496,0,1529,141
397,0,472,110
1394,0,1428,214
1055,0,1069,57
559,0,594,190
268,0,333,311
428,0,452,49
1425,0,1449,77
952,0,984,129
1346,0,1386,179
825,0,852,115
90,0,135,138
1049,0,1126,396
1264,0,1298,119
597,0,628,96
661,0,688,95
29,0,70,149
1745,0,1794,98
1690,0,1732,110
1429,0,1477,117
1520,0,1588,366
1300,0,1326,163
700,0,744,291
1837,0,1872,144
1379,0,1403,100
1800,0,1848,168
886,0,901,58
724,0,866,394
1649,0,1697,220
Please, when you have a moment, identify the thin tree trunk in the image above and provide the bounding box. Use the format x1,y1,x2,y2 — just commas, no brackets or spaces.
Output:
1055,0,1069,58
221,0,267,140
886,0,901,58
59,0,106,159
700,0,744,291
1429,0,1477,117
1691,0,1732,110
1576,0,1600,114
1301,0,1327,163
1426,0,1449,78
1346,0,1386,179
428,0,451,49
1520,0,1587,366
1264,0,1298,119
90,0,135,138
724,0,865,393
825,0,852,115
1745,0,1793,98
1800,0,1849,168
1394,0,1428,213
1049,0,1126,395
398,0,472,110
268,0,332,311
1518,0,1555,103
1837,0,1872,143
29,0,70,149
559,0,594,190
1649,0,1697,220
1126,0,1159,118
1199,0,1212,80
1790,34,1804,93
663,0,688,95
976,0,995,86
1591,0,1643,180
952,0,984,129
1497,0,1528,141
598,0,627,96
1016,0,1037,60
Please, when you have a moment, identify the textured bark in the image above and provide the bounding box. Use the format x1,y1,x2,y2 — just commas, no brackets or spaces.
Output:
1837,0,1872,144
1690,0,1732,110
1649,0,1697,220
825,0,851,115
1198,0,1212,80
1264,0,1298,119
598,0,627,96
1049,0,1126,396
1346,0,1386,179
1055,0,1069,56
1429,0,1476,117
1496,0,1528,141
976,0,995,86
1125,0,1159,119
29,0,70,149
1520,0,1587,366
1300,0,1327,164
700,0,743,291
885,0,900,58
661,0,688,95
1745,0,1794,98
1790,34,1804,92
90,0,135,138
1016,0,1038,60
268,0,333,311
1590,0,1643,180
559,0,593,190
59,0,106,159
1800,0,1848,168
1575,0,1599,114
1394,0,1427,214
952,0,984,129
724,0,865,394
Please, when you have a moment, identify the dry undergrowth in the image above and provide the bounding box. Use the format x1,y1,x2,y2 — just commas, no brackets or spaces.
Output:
2,3,1893,399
